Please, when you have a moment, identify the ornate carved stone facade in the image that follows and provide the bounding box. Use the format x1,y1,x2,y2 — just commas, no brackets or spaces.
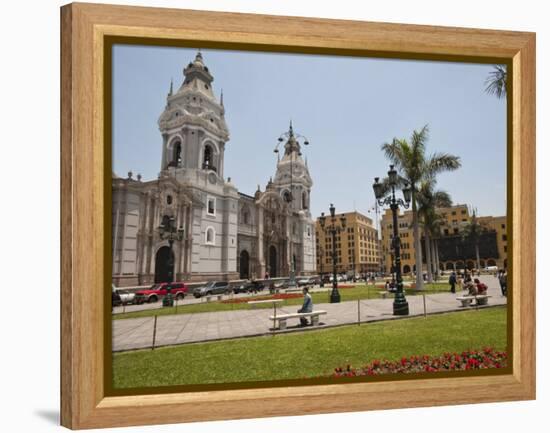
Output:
112,52,316,286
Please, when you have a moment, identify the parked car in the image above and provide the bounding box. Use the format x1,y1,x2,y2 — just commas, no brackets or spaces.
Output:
273,280,290,290
233,280,264,294
297,276,320,287
116,289,135,305
193,281,230,298
111,284,122,308
134,282,188,304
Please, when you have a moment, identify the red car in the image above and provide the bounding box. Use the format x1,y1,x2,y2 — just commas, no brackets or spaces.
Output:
134,282,188,304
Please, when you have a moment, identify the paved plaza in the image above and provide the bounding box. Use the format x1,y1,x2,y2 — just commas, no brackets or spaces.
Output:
112,275,507,352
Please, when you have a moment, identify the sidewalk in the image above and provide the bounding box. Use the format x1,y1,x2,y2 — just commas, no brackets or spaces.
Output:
112,275,507,352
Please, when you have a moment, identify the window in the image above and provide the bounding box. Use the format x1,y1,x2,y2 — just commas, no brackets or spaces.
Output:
166,195,173,205
502,234,507,241
282,190,291,203
205,227,215,245
203,144,216,171
207,197,216,216
241,206,250,224
167,140,182,168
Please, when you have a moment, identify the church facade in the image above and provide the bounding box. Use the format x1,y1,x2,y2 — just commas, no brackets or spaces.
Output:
112,52,316,286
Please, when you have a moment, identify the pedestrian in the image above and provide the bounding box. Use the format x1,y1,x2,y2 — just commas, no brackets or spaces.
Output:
448,271,457,293
498,270,507,296
457,273,464,292
297,286,313,326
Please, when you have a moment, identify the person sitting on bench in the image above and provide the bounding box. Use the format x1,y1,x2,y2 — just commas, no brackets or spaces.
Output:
474,278,488,295
297,286,313,326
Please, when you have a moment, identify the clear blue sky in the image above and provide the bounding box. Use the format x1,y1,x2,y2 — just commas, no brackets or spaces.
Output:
113,45,507,219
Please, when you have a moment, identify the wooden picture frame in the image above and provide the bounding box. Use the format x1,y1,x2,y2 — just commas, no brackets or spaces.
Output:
61,2,536,429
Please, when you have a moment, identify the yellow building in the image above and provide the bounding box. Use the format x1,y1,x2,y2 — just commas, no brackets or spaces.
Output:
478,215,508,269
380,204,507,274
315,211,380,275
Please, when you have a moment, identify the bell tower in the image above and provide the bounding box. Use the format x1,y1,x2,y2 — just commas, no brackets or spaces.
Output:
272,121,313,216
157,51,230,181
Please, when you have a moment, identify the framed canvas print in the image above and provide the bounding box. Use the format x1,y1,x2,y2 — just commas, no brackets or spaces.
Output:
60,2,536,429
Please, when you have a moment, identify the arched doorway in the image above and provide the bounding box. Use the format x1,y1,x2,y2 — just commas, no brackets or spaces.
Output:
269,245,277,278
154,246,174,283
239,250,250,279
466,260,475,270
403,264,411,274
445,262,454,270
487,259,497,267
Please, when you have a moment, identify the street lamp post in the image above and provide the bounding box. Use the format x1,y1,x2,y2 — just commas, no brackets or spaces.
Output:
372,165,412,316
158,215,184,307
319,204,346,303
318,246,325,287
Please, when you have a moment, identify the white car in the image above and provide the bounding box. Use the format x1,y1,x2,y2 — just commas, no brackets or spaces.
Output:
117,289,135,305
112,284,135,305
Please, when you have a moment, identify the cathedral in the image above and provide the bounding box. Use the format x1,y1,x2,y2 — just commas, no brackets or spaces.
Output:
112,52,316,286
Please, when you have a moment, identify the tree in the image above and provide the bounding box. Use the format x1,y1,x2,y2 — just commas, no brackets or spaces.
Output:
416,179,452,283
461,209,487,272
382,125,461,290
485,65,507,99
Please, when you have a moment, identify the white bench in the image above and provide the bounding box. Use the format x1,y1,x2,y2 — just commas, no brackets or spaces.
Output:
269,310,327,330
456,295,491,307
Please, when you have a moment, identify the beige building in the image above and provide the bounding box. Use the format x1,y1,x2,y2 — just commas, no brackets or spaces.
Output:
478,215,508,269
380,204,507,275
315,211,380,275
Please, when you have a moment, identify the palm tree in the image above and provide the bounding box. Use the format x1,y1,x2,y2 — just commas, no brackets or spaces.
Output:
461,209,487,272
417,180,452,283
382,125,461,290
485,65,507,99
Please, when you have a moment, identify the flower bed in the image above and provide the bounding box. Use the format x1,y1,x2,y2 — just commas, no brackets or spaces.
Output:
332,348,507,377
221,293,303,304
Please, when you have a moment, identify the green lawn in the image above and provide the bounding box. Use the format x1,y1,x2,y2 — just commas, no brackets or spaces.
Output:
112,306,507,388
113,283,450,320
